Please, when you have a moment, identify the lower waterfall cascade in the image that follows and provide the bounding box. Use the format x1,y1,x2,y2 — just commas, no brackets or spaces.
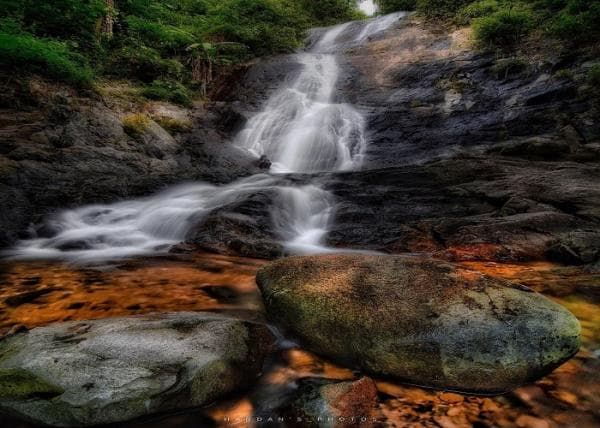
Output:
9,13,406,262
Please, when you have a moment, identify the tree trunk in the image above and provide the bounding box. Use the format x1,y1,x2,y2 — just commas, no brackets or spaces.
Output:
100,0,115,38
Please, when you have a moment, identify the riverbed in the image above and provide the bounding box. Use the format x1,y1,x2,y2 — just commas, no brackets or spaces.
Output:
0,255,597,427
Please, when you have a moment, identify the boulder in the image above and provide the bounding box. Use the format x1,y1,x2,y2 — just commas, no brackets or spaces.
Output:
0,312,273,427
257,255,581,394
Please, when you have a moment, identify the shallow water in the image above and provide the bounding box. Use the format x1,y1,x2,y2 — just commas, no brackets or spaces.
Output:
1,256,598,427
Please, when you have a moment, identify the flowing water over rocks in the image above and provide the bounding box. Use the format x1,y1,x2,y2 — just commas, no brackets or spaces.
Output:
1,9,599,428
7,13,406,263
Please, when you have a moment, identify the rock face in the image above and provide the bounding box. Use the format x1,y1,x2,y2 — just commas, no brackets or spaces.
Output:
0,312,273,427
257,255,581,394
324,159,600,264
0,82,259,248
205,17,600,265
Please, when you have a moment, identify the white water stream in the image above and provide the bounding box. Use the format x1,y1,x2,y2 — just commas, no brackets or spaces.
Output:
357,0,379,16
10,13,403,262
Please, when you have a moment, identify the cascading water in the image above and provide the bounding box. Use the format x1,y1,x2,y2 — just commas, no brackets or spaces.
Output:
9,13,404,262
234,45,366,173
356,0,379,17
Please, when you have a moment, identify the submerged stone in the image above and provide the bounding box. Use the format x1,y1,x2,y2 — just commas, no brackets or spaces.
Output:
0,312,273,427
257,254,581,394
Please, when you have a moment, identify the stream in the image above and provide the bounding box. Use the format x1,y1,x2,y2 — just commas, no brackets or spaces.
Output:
1,7,599,428
8,12,405,263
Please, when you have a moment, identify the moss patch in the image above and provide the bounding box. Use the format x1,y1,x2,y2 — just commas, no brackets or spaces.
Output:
0,368,63,400
122,113,151,139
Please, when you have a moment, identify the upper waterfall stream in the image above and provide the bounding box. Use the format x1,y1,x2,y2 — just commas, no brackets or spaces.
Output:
9,13,404,262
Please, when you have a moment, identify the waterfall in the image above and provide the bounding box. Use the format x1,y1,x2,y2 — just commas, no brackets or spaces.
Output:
235,41,367,174
357,0,379,16
8,13,403,262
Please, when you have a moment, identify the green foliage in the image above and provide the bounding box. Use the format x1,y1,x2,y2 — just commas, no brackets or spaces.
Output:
300,0,364,25
0,32,93,85
416,0,472,18
0,0,106,47
0,0,363,88
205,0,309,55
377,0,418,13
417,0,598,49
455,0,499,24
472,9,533,50
546,0,600,43
125,16,195,52
140,80,192,105
108,46,183,83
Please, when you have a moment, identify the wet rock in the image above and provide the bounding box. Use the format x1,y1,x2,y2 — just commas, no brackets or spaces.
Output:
257,155,272,170
523,82,577,106
0,92,261,248
0,312,273,427
490,137,574,160
186,189,283,259
257,254,581,394
136,119,179,159
4,288,55,308
324,159,600,264
546,231,600,265
282,377,378,428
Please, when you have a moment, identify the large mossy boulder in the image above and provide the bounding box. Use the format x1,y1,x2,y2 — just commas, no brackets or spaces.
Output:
256,255,581,394
0,312,273,427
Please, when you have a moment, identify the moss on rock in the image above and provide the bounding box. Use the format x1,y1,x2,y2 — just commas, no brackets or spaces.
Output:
257,254,581,394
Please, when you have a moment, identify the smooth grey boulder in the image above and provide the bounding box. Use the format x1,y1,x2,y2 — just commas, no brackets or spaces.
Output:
257,254,581,394
0,312,273,427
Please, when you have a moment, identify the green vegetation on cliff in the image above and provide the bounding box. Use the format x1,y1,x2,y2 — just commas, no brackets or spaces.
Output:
378,0,600,51
0,0,361,96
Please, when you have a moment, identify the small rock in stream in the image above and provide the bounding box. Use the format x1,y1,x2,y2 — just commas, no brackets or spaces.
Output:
0,312,273,427
257,254,581,394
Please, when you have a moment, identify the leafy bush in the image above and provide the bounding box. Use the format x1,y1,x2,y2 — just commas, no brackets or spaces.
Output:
416,0,473,18
0,0,369,89
109,46,183,83
141,80,192,105
547,0,600,43
125,16,196,52
205,0,309,55
299,0,364,25
0,32,93,85
378,0,417,13
0,0,106,47
456,0,499,24
473,9,533,50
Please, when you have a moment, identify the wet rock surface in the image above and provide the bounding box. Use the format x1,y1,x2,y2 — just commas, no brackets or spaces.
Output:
257,254,581,394
0,83,259,248
0,257,598,427
0,312,273,427
323,159,600,264
3,16,599,264
203,17,600,265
